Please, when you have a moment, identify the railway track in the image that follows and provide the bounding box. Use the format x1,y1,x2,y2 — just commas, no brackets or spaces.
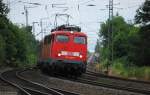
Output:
0,69,79,95
77,70,150,95
38,69,150,95
2,68,149,95
86,70,150,84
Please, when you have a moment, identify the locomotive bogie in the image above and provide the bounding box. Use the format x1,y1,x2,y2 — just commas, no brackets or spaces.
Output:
38,59,86,76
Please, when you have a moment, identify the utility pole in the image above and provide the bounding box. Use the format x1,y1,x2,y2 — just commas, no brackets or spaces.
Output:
66,14,70,25
24,6,29,27
40,17,50,40
107,0,113,73
110,0,114,64
32,22,38,35
54,14,58,27
19,1,41,27
40,20,43,41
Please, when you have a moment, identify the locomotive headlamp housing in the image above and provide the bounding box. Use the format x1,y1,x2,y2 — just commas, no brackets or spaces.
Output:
58,53,61,56
79,55,83,58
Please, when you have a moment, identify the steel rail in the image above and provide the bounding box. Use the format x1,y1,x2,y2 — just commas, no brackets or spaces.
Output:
1,69,64,95
86,70,150,84
78,77,150,94
38,69,150,94
16,70,64,95
0,70,31,95
22,87,51,95
17,69,79,95
77,71,150,95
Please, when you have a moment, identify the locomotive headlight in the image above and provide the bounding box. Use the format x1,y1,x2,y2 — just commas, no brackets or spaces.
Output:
58,53,61,56
79,55,83,58
70,31,73,33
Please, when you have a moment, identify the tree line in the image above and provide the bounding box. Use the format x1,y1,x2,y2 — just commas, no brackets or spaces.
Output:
0,0,38,67
95,0,150,67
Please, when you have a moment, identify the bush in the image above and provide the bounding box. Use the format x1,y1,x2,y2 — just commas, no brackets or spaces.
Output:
111,59,150,80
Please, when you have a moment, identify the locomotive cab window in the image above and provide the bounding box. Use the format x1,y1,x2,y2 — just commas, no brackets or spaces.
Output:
74,36,86,44
56,35,69,42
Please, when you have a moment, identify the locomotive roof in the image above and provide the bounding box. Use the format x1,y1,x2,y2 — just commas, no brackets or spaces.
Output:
51,31,87,36
51,24,81,32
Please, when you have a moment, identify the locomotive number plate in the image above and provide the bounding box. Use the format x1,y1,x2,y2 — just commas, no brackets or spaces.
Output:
61,51,79,56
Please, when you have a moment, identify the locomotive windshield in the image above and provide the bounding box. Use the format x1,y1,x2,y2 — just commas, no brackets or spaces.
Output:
56,35,69,42
74,37,86,44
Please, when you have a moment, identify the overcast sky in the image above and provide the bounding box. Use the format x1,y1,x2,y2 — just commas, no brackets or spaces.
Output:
5,0,145,52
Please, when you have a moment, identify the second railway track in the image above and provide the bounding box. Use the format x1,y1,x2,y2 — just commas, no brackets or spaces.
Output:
2,68,149,95
35,69,150,95
0,69,79,95
77,70,150,95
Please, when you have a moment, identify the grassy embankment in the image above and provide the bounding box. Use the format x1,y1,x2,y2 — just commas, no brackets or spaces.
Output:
95,62,150,81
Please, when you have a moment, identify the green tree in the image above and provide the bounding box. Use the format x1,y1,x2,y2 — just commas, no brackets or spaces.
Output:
96,15,140,66
21,26,38,65
0,0,9,16
0,0,38,67
99,16,129,59
135,0,150,24
135,0,150,66
134,25,150,66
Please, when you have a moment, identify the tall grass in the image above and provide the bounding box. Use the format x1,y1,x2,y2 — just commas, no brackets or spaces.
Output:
96,58,150,81
111,60,150,80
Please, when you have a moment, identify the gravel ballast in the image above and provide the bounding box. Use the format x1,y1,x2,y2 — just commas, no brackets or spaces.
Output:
0,67,19,95
21,69,145,95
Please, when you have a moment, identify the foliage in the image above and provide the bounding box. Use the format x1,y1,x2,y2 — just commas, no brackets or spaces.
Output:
95,0,150,80
0,0,9,16
21,27,38,65
111,62,150,80
0,23,38,67
0,0,38,67
94,0,150,79
134,0,150,66
96,16,140,65
135,0,150,24
96,9,150,67
134,24,150,66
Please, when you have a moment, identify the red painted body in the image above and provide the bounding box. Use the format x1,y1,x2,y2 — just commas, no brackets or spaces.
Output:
40,31,87,64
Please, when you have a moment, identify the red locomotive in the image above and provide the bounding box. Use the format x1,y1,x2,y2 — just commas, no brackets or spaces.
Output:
38,25,87,76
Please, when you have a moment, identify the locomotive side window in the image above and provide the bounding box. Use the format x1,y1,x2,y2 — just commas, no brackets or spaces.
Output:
56,35,69,42
74,36,86,44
